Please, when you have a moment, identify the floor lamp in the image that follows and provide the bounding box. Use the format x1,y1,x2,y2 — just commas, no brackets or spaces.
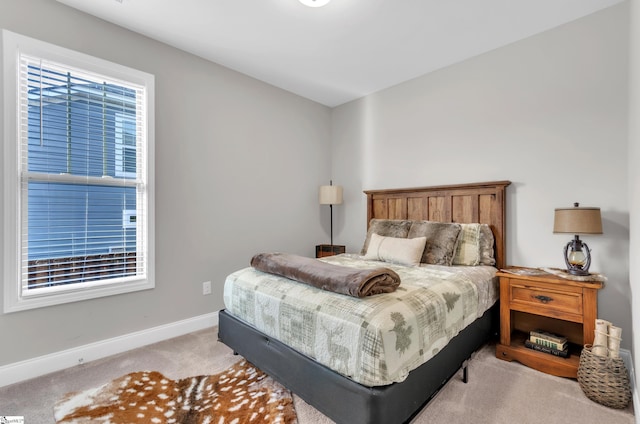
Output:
319,181,343,247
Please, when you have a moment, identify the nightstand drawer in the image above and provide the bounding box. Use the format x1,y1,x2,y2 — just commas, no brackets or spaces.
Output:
510,283,582,316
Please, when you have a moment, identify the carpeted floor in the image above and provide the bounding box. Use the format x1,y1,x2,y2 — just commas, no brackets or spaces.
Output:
0,326,635,423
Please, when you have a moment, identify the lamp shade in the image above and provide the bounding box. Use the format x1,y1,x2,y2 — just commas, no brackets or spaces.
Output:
299,0,331,7
319,185,343,205
553,205,602,234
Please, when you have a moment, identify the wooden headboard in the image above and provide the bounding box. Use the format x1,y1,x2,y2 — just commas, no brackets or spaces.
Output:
364,181,511,269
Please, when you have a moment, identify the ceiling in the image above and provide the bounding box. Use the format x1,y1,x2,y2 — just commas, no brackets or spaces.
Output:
57,0,624,107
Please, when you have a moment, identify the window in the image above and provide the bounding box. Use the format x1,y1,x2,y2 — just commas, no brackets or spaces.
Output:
3,30,155,312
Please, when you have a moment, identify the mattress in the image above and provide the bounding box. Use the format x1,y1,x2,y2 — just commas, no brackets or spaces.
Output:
223,253,498,387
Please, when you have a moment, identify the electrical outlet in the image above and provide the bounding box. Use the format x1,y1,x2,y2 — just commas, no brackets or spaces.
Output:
202,281,212,295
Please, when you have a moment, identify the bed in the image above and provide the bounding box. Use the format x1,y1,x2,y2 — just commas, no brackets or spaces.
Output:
218,180,510,424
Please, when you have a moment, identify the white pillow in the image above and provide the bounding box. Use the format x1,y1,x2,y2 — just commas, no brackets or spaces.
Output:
363,233,427,267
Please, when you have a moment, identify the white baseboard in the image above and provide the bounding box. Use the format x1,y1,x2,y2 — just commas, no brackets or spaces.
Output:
0,311,219,388
618,348,638,424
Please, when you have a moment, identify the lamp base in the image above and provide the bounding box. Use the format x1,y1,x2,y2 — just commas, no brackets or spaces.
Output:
563,236,592,276
566,266,591,276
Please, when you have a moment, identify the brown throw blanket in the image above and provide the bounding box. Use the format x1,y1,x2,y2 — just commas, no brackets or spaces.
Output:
250,252,401,298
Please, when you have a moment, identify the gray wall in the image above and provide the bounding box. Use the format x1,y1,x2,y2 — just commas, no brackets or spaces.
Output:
332,4,632,350
629,0,639,406
0,0,634,369
0,0,331,366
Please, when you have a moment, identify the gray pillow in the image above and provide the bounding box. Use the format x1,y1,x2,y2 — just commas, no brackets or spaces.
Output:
361,219,413,255
408,221,462,266
478,224,496,266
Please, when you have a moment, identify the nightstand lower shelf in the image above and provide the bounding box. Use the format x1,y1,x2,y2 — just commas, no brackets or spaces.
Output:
496,331,580,378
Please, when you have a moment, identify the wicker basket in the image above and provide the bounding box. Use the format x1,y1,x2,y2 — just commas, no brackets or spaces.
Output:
577,344,631,409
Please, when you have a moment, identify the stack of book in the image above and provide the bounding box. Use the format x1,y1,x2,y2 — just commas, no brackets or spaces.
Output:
524,330,569,358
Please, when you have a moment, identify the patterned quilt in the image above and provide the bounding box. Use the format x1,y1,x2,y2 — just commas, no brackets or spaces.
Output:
223,254,497,387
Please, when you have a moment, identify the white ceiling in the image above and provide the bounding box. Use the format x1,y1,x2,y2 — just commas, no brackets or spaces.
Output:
57,0,624,107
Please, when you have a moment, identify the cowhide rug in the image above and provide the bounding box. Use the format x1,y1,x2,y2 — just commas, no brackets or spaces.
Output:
53,360,298,424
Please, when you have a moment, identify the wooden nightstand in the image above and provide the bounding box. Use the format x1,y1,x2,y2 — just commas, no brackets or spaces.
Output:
315,244,345,258
495,267,604,378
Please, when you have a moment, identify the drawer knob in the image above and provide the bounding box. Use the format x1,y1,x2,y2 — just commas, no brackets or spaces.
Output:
533,295,553,303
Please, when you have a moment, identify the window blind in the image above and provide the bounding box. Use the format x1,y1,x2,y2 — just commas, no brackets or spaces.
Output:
19,55,148,295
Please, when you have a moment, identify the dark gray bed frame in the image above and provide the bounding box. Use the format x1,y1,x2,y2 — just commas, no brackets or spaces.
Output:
218,181,510,424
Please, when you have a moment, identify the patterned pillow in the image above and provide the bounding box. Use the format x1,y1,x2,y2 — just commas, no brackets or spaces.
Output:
453,223,481,266
360,219,413,255
363,233,427,267
407,221,461,266
478,224,496,266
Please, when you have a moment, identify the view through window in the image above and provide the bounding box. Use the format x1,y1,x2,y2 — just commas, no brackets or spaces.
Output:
3,30,155,312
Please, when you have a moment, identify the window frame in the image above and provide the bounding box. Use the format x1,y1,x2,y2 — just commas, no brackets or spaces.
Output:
2,30,155,313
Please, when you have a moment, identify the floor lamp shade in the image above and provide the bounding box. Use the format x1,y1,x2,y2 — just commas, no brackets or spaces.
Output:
319,185,343,205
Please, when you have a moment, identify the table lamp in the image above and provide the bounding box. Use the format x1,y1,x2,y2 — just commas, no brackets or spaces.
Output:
553,203,602,276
